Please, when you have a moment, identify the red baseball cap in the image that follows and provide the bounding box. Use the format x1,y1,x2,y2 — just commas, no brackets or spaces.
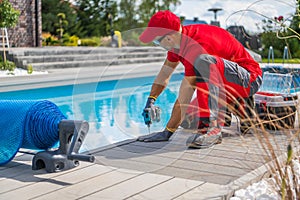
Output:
139,10,181,43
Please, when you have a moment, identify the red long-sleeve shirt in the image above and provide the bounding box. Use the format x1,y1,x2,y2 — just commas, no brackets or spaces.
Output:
167,24,262,79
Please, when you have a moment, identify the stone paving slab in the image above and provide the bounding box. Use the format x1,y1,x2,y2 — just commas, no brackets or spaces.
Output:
1,127,297,199
91,127,299,196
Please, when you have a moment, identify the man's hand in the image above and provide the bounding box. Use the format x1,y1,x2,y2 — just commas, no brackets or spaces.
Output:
137,129,173,142
144,97,155,109
142,97,156,125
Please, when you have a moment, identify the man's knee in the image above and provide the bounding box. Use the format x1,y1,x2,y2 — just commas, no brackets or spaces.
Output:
195,54,217,65
194,54,217,83
250,76,263,96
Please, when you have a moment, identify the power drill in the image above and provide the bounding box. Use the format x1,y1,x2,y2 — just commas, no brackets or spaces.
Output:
142,106,161,133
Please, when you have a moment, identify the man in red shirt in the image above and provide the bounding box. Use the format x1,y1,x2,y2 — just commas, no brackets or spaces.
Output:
138,10,262,148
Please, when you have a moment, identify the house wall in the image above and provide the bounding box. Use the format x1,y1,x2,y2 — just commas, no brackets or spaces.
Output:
7,0,42,47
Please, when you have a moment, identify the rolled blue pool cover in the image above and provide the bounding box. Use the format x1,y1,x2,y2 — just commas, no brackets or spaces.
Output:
0,100,66,165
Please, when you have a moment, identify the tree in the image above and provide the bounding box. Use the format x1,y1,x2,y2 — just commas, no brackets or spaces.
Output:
116,0,139,31
289,0,300,34
113,0,182,46
259,0,300,59
55,13,68,43
42,0,78,37
75,0,117,37
287,0,300,57
137,0,181,27
0,0,19,62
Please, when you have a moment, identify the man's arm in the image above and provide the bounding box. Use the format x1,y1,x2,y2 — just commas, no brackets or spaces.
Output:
137,75,196,142
149,59,179,98
166,75,196,131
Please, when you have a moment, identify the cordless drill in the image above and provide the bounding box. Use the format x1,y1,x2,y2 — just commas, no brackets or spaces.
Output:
142,106,161,133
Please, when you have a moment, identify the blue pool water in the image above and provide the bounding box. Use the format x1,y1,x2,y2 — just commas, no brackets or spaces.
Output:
1,73,183,151
261,65,300,93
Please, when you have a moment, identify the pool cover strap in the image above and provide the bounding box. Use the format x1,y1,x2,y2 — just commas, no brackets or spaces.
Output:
0,100,66,165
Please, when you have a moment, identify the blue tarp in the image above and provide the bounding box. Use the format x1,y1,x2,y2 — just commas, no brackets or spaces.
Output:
0,100,66,165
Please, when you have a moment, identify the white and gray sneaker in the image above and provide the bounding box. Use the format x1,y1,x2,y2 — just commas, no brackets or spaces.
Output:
186,127,222,149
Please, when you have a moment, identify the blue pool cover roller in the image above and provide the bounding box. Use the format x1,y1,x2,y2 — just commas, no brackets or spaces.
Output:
0,100,66,165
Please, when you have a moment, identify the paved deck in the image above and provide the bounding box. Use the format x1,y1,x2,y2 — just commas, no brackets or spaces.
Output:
1,125,299,199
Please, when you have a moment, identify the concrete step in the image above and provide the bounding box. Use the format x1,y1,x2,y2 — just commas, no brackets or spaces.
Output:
8,46,164,56
7,46,167,70
30,57,166,71
16,51,166,65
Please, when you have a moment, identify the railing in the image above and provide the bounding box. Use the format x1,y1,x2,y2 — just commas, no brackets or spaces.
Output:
283,46,289,64
268,46,274,64
268,45,289,64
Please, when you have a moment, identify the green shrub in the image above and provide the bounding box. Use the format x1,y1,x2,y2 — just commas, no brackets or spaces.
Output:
80,38,100,46
62,33,79,46
43,35,60,46
27,64,33,74
44,36,52,46
65,35,79,46
293,49,300,58
0,61,16,71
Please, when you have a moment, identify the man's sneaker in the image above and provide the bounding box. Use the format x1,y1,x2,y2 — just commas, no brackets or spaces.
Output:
186,127,222,149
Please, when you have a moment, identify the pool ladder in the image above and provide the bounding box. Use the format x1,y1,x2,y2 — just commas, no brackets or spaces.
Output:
268,46,289,64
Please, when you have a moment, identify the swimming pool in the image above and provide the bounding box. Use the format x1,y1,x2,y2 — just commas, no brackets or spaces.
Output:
0,73,183,152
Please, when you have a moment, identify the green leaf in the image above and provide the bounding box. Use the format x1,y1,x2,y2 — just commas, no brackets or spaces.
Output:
0,0,20,28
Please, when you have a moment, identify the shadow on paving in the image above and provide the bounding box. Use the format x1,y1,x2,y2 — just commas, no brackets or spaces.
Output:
0,155,73,187
88,126,295,185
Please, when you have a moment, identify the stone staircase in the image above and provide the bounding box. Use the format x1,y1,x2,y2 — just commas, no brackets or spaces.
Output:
7,46,167,71
6,46,262,72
